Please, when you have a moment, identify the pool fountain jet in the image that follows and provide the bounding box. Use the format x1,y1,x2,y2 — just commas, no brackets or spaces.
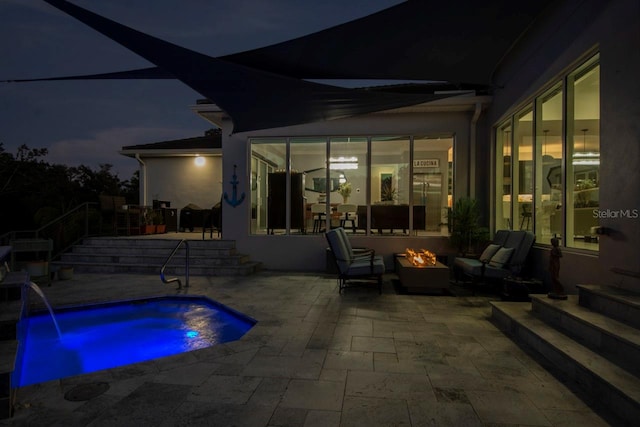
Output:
24,281,62,339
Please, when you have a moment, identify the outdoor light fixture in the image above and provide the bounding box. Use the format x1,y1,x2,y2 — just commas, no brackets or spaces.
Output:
572,129,600,165
329,156,358,170
194,156,206,167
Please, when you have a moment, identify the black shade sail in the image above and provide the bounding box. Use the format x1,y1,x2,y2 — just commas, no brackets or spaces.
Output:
222,0,553,84
37,0,553,85
17,1,551,132
36,0,463,133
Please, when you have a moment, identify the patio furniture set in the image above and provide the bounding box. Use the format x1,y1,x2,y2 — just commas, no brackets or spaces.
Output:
325,227,537,296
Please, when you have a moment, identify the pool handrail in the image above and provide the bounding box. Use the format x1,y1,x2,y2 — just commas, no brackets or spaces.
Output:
160,239,190,289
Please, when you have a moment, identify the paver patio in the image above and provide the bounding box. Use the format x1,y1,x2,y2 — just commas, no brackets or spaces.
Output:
2,271,614,426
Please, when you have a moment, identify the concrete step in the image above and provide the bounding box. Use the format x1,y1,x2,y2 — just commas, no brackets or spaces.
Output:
81,237,236,250
58,252,250,266
70,245,235,256
577,284,640,329
54,261,262,276
491,301,640,425
531,294,640,378
54,237,260,277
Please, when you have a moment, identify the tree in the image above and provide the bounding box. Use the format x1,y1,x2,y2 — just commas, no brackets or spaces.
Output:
70,164,123,201
0,144,138,234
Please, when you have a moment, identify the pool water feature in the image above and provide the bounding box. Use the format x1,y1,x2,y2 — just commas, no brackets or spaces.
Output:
25,281,62,339
13,296,255,387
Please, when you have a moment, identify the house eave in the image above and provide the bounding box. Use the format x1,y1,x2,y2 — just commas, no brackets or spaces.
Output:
190,103,227,128
375,94,492,114
119,148,222,158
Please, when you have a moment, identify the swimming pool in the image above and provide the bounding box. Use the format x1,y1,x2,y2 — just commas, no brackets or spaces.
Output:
13,296,256,387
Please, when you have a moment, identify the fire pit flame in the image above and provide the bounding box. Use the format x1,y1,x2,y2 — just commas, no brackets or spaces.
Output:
405,248,436,267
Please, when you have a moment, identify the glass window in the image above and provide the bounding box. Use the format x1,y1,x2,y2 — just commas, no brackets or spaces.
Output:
496,122,512,229
250,139,285,234
413,136,453,233
514,107,534,231
291,138,327,234
250,134,456,237
371,137,410,234
535,84,563,245
567,57,600,249
329,137,367,232
493,53,600,252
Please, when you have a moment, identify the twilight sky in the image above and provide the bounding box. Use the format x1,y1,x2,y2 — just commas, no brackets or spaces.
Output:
1,0,402,178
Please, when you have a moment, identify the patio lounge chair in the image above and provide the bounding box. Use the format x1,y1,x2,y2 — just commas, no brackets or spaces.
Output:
454,230,535,293
325,227,385,294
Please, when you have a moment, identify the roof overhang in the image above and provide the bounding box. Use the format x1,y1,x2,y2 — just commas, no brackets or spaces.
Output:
371,93,492,114
191,92,492,131
189,102,227,129
119,148,222,159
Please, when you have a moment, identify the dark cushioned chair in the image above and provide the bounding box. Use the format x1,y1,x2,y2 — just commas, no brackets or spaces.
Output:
326,227,385,294
454,230,535,293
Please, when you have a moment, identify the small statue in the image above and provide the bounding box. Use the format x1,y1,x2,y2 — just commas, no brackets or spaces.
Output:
548,236,568,300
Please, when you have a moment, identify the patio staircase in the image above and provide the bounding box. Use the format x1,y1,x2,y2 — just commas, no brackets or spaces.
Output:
490,284,640,426
53,237,262,276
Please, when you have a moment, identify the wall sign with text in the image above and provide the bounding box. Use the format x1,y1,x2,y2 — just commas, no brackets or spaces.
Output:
413,159,439,168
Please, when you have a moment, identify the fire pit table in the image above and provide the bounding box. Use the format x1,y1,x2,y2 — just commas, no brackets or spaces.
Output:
394,250,450,294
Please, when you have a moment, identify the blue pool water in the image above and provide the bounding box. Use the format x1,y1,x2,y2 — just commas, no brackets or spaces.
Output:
13,296,255,387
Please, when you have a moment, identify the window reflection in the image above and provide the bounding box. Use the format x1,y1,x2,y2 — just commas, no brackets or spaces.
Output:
496,124,512,230
494,53,600,251
250,140,285,234
515,107,534,231
567,58,600,249
536,84,563,245
250,135,454,236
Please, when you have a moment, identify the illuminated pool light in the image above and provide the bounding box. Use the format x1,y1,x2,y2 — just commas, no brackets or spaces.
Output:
186,330,199,338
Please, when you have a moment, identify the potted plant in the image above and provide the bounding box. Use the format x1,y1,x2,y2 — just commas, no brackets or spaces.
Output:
338,182,352,203
448,197,488,256
154,211,166,234
141,208,156,234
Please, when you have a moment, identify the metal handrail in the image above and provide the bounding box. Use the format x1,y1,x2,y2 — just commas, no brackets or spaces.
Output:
160,239,190,289
0,202,98,258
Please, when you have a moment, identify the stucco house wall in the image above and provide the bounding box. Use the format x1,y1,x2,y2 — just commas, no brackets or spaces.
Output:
215,101,486,271
121,130,223,231
122,0,638,290
485,0,640,291
142,156,222,217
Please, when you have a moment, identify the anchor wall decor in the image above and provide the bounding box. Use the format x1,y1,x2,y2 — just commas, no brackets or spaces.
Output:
224,164,246,208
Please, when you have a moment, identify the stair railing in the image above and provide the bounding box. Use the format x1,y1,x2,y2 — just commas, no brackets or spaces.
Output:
160,239,190,289
0,202,98,259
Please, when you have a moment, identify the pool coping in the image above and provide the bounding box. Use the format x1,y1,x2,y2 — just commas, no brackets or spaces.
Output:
2,288,261,418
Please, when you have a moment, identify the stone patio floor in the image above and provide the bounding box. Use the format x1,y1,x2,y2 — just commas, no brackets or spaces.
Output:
1,272,614,426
